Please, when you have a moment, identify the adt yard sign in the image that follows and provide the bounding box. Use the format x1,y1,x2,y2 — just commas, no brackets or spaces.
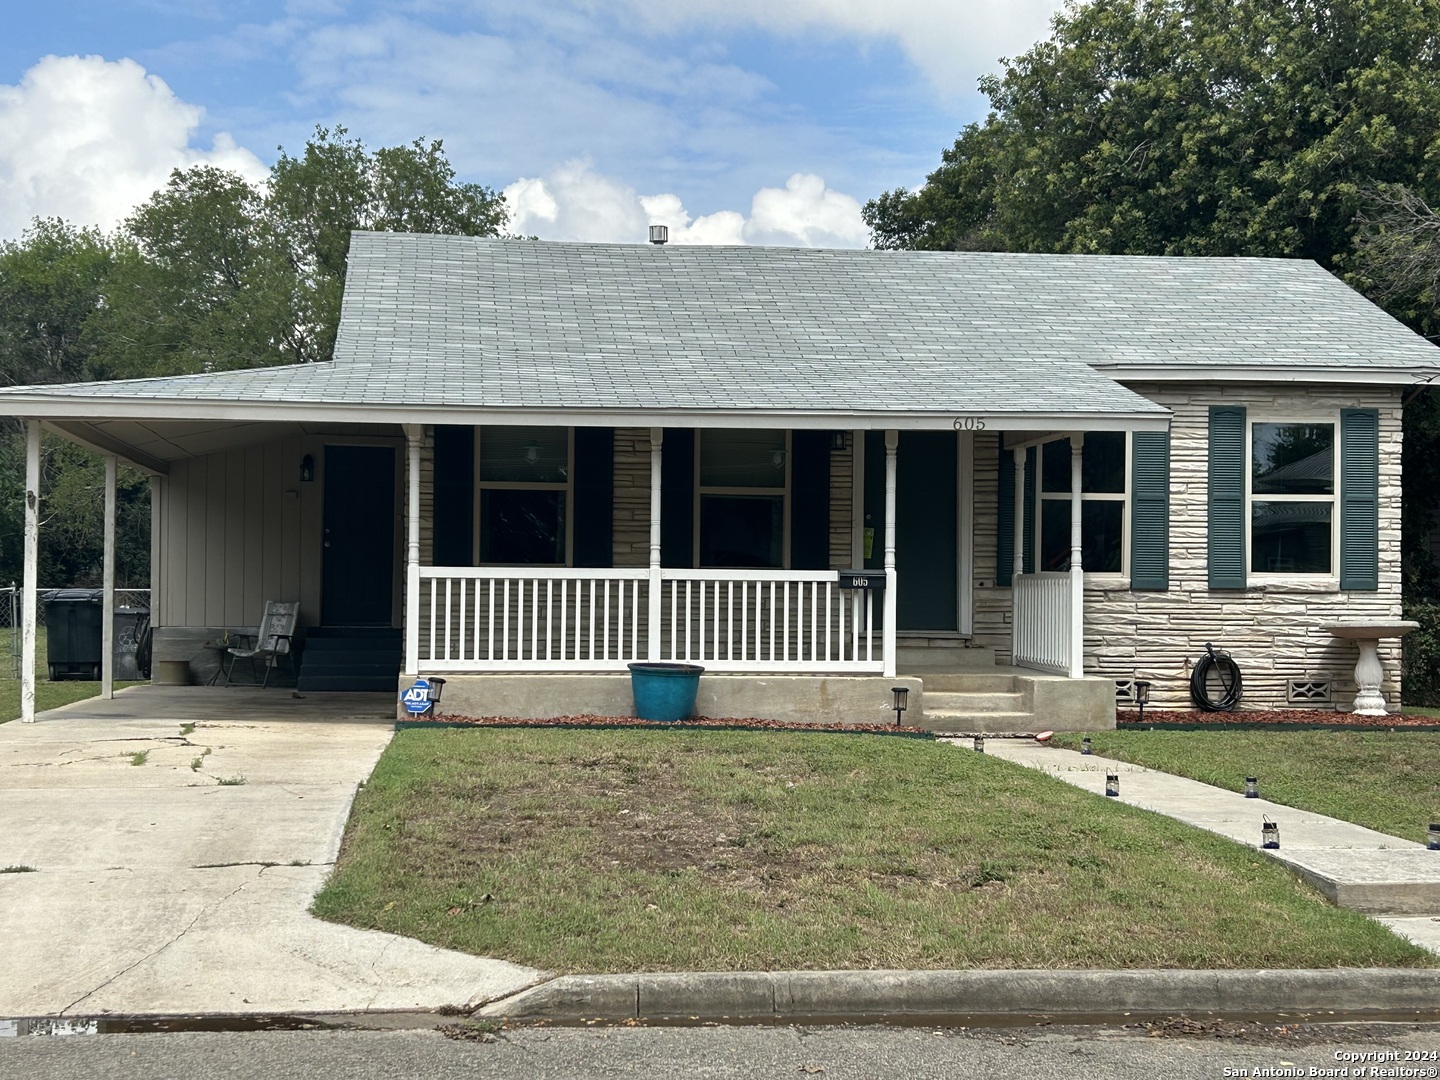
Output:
401,679,433,715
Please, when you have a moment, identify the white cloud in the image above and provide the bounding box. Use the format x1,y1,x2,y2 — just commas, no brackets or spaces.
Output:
0,55,268,240
607,0,1061,98
504,161,866,247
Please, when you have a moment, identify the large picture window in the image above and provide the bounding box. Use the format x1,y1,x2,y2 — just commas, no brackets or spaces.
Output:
475,427,571,565
696,429,789,568
1037,433,1127,574
1248,421,1334,575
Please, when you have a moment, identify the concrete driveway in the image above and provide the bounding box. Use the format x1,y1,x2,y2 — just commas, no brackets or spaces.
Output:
0,687,544,1017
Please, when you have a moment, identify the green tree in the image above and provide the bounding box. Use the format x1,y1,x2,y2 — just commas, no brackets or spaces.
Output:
866,0,1440,261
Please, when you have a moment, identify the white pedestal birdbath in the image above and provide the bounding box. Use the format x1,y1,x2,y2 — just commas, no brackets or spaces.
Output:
1324,621,1419,716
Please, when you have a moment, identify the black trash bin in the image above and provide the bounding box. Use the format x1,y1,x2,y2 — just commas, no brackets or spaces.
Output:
44,589,104,681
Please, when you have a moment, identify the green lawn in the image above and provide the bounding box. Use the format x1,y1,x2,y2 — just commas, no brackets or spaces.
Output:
311,727,1431,973
0,628,141,723
1054,729,1440,844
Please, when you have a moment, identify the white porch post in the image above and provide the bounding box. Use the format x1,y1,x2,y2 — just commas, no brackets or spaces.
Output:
101,455,116,699
647,427,663,661
882,430,898,678
1010,445,1024,667
1068,434,1085,679
20,422,39,722
404,425,422,677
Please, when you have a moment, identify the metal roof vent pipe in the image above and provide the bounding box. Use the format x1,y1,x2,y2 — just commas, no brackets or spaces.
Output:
648,224,669,245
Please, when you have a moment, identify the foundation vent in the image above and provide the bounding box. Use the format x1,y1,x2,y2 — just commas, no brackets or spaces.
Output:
1286,679,1333,706
1114,679,1137,705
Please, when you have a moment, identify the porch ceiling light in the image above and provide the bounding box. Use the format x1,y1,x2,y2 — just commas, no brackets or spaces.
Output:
300,454,315,483
891,686,908,726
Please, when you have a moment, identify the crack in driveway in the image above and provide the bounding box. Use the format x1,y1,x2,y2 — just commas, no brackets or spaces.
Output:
59,868,260,1016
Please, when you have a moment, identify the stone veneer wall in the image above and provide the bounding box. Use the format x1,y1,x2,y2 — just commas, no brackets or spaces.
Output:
969,382,1405,710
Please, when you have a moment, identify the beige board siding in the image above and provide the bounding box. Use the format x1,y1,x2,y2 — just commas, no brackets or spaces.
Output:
613,426,651,567
969,383,1405,710
157,430,403,630
829,437,853,569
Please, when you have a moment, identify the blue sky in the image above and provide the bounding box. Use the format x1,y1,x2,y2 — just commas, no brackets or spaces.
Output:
0,1,1062,245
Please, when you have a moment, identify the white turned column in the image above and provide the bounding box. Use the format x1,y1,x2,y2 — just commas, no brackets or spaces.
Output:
883,431,898,678
1068,434,1085,679
21,423,39,722
1010,445,1024,667
647,427,663,661
1012,446,1025,583
404,425,422,677
102,455,116,699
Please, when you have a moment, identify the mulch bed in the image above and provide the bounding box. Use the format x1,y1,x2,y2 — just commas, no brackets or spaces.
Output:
1118,708,1440,730
400,712,935,738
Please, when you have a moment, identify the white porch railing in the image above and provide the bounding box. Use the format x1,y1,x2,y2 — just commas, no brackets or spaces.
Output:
416,567,883,674
659,570,880,673
1012,572,1071,675
419,568,649,671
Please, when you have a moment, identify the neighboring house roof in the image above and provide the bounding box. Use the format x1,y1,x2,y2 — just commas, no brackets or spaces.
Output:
1,234,1435,463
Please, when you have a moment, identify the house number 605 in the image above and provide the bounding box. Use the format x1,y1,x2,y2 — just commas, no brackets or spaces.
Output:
952,417,987,431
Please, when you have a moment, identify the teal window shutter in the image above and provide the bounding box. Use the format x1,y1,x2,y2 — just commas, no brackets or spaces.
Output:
1208,406,1246,589
997,444,1015,587
1023,446,1037,575
1129,430,1170,590
1340,408,1380,591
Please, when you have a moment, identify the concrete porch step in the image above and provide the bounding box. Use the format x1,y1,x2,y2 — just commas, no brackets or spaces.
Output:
925,690,1026,714
894,641,996,672
919,710,1037,733
920,673,1019,693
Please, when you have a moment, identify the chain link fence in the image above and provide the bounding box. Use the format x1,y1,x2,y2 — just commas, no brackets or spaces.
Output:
0,585,150,678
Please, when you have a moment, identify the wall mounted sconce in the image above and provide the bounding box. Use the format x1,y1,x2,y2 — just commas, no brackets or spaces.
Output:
830,431,848,452
771,448,787,470
300,454,315,482
523,444,541,466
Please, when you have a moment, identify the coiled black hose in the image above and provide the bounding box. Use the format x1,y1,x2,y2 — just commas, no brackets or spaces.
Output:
1190,642,1242,712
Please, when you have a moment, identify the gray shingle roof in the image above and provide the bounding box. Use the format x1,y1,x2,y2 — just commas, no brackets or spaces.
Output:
3,234,1433,419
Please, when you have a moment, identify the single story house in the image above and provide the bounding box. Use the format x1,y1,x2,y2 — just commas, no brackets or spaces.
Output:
5,232,1437,727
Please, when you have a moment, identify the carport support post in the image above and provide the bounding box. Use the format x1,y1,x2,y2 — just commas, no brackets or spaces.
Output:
1068,434,1084,679
101,454,116,699
883,430,898,678
404,425,422,679
21,422,39,722
647,428,663,662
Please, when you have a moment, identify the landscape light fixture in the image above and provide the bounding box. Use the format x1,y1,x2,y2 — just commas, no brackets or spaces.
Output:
973,734,985,753
1262,818,1280,850
299,454,315,483
890,686,908,727
424,677,446,717
1429,824,1440,851
1133,679,1152,724
1105,773,1120,797
1081,736,1092,755
1245,776,1259,799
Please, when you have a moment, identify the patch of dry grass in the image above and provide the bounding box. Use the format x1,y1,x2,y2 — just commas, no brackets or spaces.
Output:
312,727,1432,973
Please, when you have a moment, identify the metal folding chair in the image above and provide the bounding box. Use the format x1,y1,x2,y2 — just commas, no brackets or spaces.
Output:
225,601,299,688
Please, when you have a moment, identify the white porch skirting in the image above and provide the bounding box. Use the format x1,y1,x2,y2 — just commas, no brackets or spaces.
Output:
416,567,884,675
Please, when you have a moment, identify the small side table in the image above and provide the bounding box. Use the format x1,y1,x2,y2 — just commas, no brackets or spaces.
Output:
1324,621,1419,715
199,638,245,686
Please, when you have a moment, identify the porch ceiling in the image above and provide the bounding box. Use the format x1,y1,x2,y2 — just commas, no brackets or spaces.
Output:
45,418,404,474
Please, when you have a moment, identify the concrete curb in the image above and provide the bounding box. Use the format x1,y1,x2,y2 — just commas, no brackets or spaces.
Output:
477,968,1440,1022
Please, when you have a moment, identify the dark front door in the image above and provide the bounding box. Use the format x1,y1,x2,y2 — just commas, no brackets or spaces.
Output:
866,431,958,632
322,445,397,625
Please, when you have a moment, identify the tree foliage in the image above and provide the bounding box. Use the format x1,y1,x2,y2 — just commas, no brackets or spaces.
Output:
866,0,1440,261
0,127,507,588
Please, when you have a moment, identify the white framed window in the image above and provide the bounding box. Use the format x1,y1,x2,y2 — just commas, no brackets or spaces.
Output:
694,429,791,568
474,426,573,565
1246,417,1336,577
1036,432,1129,575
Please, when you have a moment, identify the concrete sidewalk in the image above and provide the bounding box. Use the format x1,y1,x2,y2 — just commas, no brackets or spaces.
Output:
967,737,1440,956
0,690,543,1017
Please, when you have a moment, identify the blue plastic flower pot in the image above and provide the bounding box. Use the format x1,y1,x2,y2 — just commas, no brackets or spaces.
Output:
627,662,704,722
